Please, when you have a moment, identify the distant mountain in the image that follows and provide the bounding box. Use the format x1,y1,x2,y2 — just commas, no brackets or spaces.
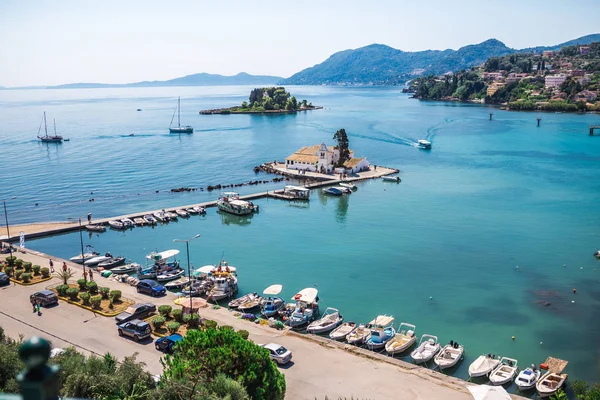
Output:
47,72,283,89
281,34,600,86
520,33,600,53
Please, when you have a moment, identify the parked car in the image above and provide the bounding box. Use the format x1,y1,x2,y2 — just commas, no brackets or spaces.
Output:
30,290,59,307
0,272,9,286
117,319,152,342
136,279,166,296
115,303,157,324
155,334,183,353
260,343,292,365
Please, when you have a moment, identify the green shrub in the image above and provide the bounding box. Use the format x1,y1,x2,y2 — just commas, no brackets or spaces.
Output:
4,266,13,277
66,288,79,300
14,259,23,268
77,278,87,291
100,287,110,299
21,272,32,283
109,290,121,301
5,255,16,265
172,308,183,322
237,330,249,340
32,265,41,275
220,325,234,331
152,315,166,329
56,284,69,297
15,270,23,280
204,320,217,330
166,322,181,334
23,262,32,272
80,292,91,306
40,267,50,278
158,305,172,317
90,295,102,309
86,281,98,294
184,313,200,328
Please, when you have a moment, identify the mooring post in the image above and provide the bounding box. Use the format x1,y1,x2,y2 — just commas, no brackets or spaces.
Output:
537,118,541,127
591,127,595,136
489,113,493,121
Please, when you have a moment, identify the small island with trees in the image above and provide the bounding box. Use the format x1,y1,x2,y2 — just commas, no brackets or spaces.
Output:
200,86,322,114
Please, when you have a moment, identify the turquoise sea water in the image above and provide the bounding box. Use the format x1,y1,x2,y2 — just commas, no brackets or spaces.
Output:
2,86,600,386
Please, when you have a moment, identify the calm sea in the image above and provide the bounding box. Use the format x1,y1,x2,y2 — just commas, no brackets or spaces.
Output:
2,86,600,386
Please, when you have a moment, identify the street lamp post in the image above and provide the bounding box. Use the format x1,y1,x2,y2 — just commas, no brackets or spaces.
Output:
173,233,201,313
68,217,87,283
2,200,13,261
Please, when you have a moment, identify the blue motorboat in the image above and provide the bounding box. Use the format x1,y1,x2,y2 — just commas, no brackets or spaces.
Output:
365,315,396,350
260,284,285,317
287,287,320,328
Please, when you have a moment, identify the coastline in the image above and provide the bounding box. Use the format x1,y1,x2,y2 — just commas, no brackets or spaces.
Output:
410,96,600,113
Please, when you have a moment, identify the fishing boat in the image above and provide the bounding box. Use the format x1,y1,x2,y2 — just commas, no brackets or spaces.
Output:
307,307,343,334
238,294,264,312
469,354,501,378
385,322,417,355
175,209,189,218
489,357,519,385
108,220,125,230
206,274,238,301
157,267,186,282
515,365,541,391
133,217,146,226
169,97,193,134
182,279,212,297
322,187,343,196
37,112,64,143
136,265,157,279
261,284,285,317
286,288,320,328
433,340,464,370
410,334,441,364
69,247,99,264
111,263,140,274
329,322,357,341
417,139,432,150
143,214,157,225
229,292,260,309
536,372,567,398
120,218,134,228
164,277,190,290
382,175,400,182
85,224,106,232
365,315,396,350
346,323,371,345
84,252,113,266
217,192,258,215
97,256,126,269
339,182,357,190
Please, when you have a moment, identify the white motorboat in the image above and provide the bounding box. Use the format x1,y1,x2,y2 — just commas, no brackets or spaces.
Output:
332,186,352,194
433,340,464,370
385,322,416,355
85,224,106,232
536,372,567,398
322,187,343,196
286,288,320,328
469,354,501,378
153,211,167,222
594,250,600,259
133,217,145,226
165,211,178,220
143,214,157,225
346,323,371,345
329,322,357,341
156,267,185,282
261,284,285,317
84,252,113,266
164,277,190,290
338,182,357,190
111,263,140,274
108,220,125,230
417,139,432,149
489,357,518,385
382,175,400,182
217,192,258,215
69,247,99,264
365,315,395,350
120,218,134,228
175,209,189,218
515,366,541,391
307,307,343,334
186,208,198,214
97,256,126,269
410,334,441,364
193,206,206,214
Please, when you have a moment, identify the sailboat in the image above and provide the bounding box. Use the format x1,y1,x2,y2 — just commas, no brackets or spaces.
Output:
37,112,64,143
169,97,193,133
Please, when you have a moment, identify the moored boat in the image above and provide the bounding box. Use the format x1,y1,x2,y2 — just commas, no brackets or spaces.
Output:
165,211,178,220
332,186,352,194
238,294,263,312
111,263,140,274
322,187,343,196
133,217,146,226
217,192,258,215
365,315,395,350
329,321,356,341
489,357,518,385
469,354,501,378
108,220,125,230
339,181,357,190
156,267,185,282
206,269,238,301
193,206,206,214
153,212,167,222
143,214,157,225
382,175,400,182
84,252,113,266
307,307,343,334
229,292,259,309
433,340,464,370
385,322,416,355
85,224,106,232
536,372,566,398
346,323,370,345
261,284,285,317
286,288,320,328
164,277,190,290
70,247,99,264
516,365,541,391
175,209,189,218
594,250,600,259
120,218,134,228
97,256,126,269
410,334,441,364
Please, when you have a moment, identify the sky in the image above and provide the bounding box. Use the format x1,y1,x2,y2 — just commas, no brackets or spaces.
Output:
1,0,598,87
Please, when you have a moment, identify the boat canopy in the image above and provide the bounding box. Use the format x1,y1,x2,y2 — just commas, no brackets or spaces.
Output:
285,185,310,192
194,265,237,276
291,287,318,303
230,199,250,206
146,249,180,260
263,284,283,295
369,315,394,327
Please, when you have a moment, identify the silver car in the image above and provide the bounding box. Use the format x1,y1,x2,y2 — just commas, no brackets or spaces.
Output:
260,343,292,365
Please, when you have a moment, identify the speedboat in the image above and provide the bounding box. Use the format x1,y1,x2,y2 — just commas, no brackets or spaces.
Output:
410,334,441,364
469,354,501,378
261,284,285,317
339,182,357,190
111,263,140,274
322,187,343,196
156,267,185,282
97,256,126,269
433,340,464,370
286,288,320,328
489,357,518,385
164,277,190,290
165,211,178,220
143,214,157,225
120,218,134,228
515,365,541,391
417,139,432,149
346,323,371,345
108,220,125,230
385,322,416,355
70,247,99,264
153,212,167,222
84,252,113,266
307,307,343,334
329,322,357,341
536,372,567,398
332,186,351,194
175,209,189,218
85,224,106,232
365,315,396,350
217,192,258,215
594,250,600,259
133,217,145,226
382,175,400,182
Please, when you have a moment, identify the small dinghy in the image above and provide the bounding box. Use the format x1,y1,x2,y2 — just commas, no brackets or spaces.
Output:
238,294,264,312
175,209,189,218
385,322,416,355
329,321,356,341
365,315,395,350
410,334,440,364
164,277,190,290
433,340,464,370
469,354,501,378
186,208,198,214
346,323,371,345
339,182,357,190
84,252,113,266
97,256,126,269
489,357,518,385
307,307,343,334
536,372,567,398
229,292,257,309
85,224,106,232
157,268,185,282
133,217,145,226
143,214,157,225
108,220,126,230
111,263,140,274
261,284,285,317
382,175,400,182
515,365,541,391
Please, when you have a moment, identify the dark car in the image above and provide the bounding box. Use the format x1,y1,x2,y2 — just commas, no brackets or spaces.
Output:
136,279,166,296
30,290,59,307
155,334,183,353
0,272,9,286
117,319,152,342
115,302,157,324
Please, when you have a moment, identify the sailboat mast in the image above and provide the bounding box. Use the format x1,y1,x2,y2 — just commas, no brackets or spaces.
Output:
43,112,48,138
53,119,57,136
178,97,181,127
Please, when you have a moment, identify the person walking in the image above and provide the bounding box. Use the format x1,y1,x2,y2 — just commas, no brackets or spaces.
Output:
30,296,37,313
88,269,93,281
49,259,55,273
83,270,88,281
62,262,67,272
36,300,41,316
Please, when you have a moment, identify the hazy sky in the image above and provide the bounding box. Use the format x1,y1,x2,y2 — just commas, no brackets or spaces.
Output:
1,0,598,86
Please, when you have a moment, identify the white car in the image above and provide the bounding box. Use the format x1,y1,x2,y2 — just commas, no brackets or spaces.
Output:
260,343,292,365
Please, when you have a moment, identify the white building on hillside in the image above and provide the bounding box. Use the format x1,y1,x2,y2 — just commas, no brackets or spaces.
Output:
285,143,370,174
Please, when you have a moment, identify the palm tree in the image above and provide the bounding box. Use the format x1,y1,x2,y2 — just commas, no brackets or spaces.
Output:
56,268,74,285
